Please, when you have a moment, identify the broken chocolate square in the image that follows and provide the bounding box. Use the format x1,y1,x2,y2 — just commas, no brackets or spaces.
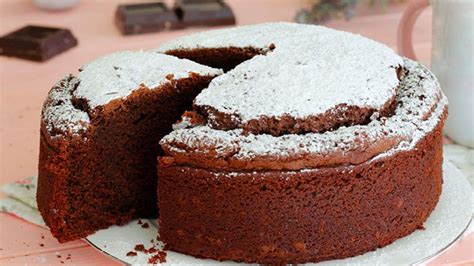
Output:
174,0,236,27
115,2,182,35
0,25,77,62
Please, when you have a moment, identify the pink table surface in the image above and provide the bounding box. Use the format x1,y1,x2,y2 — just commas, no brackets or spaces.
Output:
1,0,470,265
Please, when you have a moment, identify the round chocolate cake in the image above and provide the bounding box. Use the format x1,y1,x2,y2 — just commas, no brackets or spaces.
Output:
37,23,447,264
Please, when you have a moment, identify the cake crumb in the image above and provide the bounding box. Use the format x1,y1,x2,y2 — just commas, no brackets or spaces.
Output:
134,244,145,252
141,223,149,228
148,251,167,264
137,219,143,225
126,251,137,257
147,247,157,254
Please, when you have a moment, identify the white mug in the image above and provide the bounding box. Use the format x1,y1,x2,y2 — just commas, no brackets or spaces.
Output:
397,0,474,148
32,0,79,10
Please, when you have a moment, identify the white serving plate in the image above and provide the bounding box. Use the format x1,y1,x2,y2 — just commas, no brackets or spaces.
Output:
86,161,473,265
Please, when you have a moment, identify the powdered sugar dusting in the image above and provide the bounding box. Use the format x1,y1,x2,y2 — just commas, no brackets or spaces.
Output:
172,116,193,130
42,75,90,137
161,59,447,166
74,51,222,109
156,23,403,122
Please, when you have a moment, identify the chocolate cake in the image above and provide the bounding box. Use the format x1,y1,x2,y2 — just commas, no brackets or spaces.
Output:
38,23,447,264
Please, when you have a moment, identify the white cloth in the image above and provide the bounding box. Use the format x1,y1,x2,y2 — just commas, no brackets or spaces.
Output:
0,176,45,227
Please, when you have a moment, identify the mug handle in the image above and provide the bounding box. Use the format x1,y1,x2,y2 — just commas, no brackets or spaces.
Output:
397,0,430,60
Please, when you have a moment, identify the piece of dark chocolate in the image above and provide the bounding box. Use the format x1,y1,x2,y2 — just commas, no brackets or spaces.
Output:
174,0,236,27
0,25,77,62
115,2,181,35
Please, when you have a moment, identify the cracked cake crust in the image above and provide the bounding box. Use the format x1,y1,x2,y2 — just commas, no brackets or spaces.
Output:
159,59,447,171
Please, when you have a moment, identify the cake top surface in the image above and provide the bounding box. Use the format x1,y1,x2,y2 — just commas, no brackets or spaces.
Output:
156,23,404,122
74,51,222,109
160,59,448,170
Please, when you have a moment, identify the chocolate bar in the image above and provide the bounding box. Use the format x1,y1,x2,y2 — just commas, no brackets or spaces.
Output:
0,25,77,62
174,0,236,27
115,2,181,35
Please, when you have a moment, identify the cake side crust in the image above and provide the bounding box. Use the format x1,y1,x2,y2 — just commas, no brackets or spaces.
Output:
157,108,446,264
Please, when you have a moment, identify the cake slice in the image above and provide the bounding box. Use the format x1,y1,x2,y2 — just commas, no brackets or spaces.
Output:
37,51,222,242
